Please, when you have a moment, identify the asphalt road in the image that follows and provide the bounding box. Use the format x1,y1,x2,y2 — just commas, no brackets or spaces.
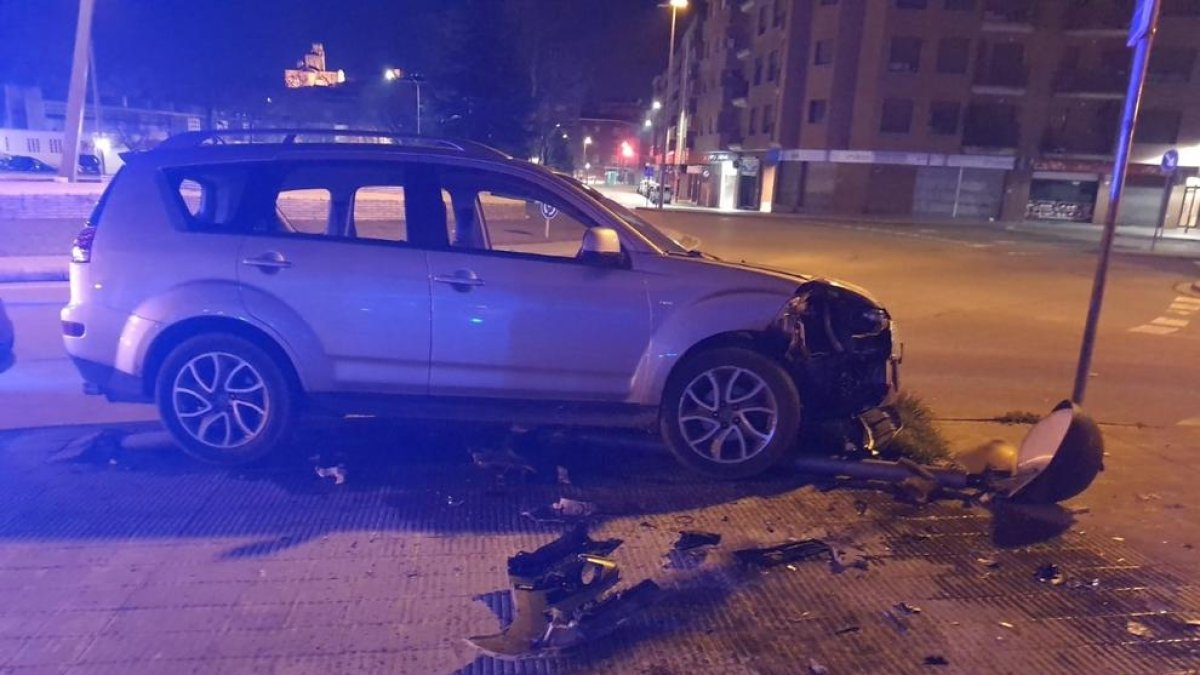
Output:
1,216,1199,431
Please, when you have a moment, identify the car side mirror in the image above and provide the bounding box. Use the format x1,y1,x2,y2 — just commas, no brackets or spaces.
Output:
580,227,623,265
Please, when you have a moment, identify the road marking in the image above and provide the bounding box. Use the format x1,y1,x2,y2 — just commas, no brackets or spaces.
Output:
1179,417,1200,427
1151,317,1190,328
1129,296,1200,335
1130,324,1179,335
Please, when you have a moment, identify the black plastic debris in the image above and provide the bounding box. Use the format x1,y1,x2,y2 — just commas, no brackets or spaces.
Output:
834,624,861,635
1034,563,1065,586
895,602,922,615
735,540,831,567
468,525,659,658
883,609,909,634
735,539,871,574
674,530,721,551
924,655,950,666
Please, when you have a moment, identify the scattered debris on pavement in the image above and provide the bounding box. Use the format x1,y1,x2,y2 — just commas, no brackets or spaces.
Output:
923,655,950,666
882,608,909,634
1126,620,1152,638
673,530,721,551
735,538,872,574
467,525,660,658
556,465,571,485
1034,563,1065,586
895,602,922,615
522,497,597,523
834,624,861,635
998,621,1015,630
469,438,536,480
808,658,830,674
314,464,346,485
976,557,1001,569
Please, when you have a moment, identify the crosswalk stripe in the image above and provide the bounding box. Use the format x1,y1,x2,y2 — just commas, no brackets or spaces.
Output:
1130,324,1178,334
1174,295,1200,306
1151,317,1189,327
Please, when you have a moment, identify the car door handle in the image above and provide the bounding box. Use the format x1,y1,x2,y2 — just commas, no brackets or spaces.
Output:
432,270,484,289
241,252,292,272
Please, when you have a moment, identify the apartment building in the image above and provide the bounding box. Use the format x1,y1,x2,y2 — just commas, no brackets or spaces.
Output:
655,0,1200,229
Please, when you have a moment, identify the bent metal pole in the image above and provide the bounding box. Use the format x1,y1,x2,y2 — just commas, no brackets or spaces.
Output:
1072,0,1159,404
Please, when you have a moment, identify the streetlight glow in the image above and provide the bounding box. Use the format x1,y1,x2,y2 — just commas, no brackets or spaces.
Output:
644,118,653,128
583,136,593,146
621,141,634,159
652,100,662,111
669,0,689,7
92,136,111,153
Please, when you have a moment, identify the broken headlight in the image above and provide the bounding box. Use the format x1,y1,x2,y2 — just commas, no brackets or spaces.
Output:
855,307,891,337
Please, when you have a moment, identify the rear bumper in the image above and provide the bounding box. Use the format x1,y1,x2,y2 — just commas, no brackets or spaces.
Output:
69,356,150,403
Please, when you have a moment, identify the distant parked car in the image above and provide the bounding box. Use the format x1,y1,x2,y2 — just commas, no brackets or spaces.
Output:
63,129,899,479
79,154,101,175
2,155,55,173
0,298,13,373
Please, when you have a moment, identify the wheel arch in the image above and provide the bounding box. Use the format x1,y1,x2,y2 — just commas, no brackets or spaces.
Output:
142,316,304,399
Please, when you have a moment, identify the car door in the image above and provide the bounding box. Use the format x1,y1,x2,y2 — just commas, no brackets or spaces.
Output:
425,165,651,401
236,160,431,394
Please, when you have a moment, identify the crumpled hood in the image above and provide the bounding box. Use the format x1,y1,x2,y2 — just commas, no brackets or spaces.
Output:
673,255,886,309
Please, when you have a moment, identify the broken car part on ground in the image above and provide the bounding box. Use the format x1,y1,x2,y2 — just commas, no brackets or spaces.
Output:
467,525,661,658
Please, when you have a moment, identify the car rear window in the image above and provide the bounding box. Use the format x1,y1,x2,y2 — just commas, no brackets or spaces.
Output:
163,164,257,231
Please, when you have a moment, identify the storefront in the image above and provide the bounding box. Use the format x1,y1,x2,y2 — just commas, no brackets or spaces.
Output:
1026,171,1101,222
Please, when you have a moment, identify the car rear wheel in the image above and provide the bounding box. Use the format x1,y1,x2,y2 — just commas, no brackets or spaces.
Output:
661,347,801,479
155,334,294,465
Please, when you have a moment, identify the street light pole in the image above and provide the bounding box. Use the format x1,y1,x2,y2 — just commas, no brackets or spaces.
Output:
58,0,97,183
1072,0,1160,404
657,0,688,209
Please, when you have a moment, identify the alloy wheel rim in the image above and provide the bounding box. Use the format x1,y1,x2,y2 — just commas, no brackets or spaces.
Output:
677,366,778,464
172,352,270,450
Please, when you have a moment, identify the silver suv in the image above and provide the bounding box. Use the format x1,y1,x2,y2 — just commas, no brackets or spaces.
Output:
63,130,900,479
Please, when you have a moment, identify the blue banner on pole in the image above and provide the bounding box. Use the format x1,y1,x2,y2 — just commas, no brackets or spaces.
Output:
1129,0,1155,46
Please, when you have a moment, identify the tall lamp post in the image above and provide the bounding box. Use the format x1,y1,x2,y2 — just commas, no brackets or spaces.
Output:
656,0,689,208
582,135,593,183
59,0,97,182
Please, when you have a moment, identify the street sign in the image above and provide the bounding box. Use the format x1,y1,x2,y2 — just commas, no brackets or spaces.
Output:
538,201,559,220
643,166,655,178
1129,0,1155,46
1162,148,1179,172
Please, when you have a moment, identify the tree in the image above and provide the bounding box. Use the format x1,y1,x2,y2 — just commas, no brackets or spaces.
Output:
423,1,535,155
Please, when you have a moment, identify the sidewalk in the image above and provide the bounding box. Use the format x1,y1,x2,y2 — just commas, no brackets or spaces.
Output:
0,255,67,283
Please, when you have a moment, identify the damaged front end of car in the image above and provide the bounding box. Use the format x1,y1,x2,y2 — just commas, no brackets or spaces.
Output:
770,279,903,453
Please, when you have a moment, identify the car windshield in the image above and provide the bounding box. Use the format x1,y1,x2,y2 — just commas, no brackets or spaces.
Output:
554,174,689,254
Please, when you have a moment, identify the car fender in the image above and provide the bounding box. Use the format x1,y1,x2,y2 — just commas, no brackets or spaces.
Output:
127,280,329,391
629,288,789,406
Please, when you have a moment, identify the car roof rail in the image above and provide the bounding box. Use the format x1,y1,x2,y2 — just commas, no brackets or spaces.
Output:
155,128,510,159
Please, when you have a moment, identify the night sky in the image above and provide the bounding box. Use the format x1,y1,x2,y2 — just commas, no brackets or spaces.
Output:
0,0,671,108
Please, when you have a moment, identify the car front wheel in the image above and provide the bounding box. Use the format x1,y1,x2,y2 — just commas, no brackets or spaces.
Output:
661,347,801,479
155,334,294,465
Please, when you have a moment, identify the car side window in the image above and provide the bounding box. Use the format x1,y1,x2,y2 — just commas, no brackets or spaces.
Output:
352,186,407,242
440,167,600,260
164,165,255,231
275,188,333,235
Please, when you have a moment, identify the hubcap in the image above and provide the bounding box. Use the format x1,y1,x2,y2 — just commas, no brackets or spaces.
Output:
172,352,270,450
677,366,778,464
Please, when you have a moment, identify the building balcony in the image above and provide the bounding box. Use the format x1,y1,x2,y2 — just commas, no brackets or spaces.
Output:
982,0,1036,31
1041,131,1113,157
1062,6,1129,36
1053,69,1127,98
963,106,1020,148
972,65,1030,94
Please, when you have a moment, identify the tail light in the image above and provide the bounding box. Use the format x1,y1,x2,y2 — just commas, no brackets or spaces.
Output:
71,225,96,263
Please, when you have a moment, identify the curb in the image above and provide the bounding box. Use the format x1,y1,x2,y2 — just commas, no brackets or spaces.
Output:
0,257,69,283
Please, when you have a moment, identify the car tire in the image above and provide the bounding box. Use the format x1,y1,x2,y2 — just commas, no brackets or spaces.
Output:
155,334,294,465
661,346,801,479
